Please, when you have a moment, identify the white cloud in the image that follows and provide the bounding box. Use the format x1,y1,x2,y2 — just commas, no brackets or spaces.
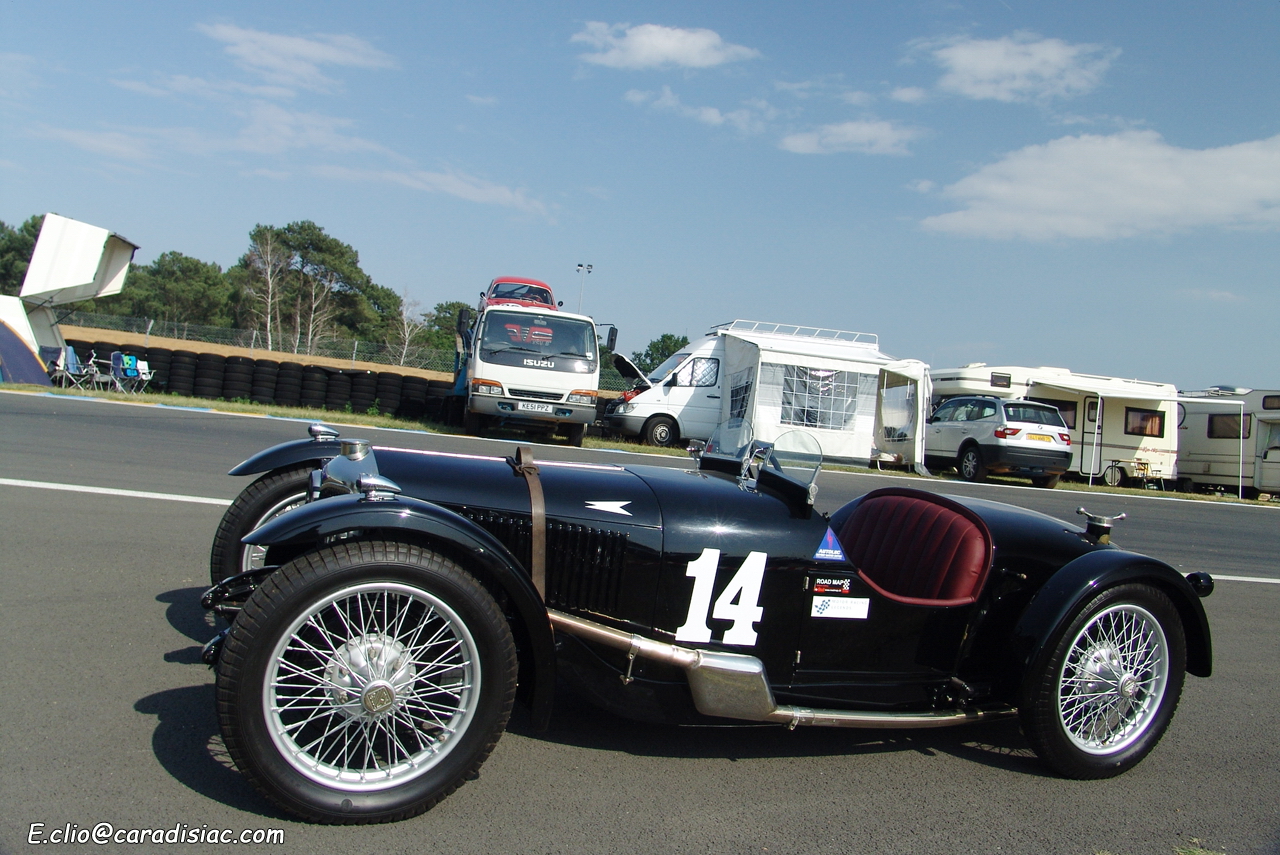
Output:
112,75,294,101
908,179,936,194
921,131,1280,240
779,120,923,155
572,22,759,69
314,165,548,217
839,90,875,107
467,95,498,106
34,125,155,161
0,52,41,99
626,86,768,133
229,102,396,156
920,31,1118,102
890,86,927,104
197,23,395,92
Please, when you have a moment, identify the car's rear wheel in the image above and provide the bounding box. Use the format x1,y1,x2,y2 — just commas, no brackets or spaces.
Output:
210,465,313,586
1031,474,1061,489
642,415,678,447
959,446,988,482
215,541,517,823
1020,582,1185,779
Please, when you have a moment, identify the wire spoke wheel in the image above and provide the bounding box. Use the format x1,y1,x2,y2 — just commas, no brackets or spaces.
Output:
266,582,480,791
1057,604,1168,755
1021,582,1185,779
216,542,517,823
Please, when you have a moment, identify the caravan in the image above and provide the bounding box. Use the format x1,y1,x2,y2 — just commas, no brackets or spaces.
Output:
929,365,1179,486
608,320,892,461
1177,387,1280,499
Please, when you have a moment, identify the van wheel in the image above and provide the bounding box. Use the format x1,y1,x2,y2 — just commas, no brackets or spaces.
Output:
959,446,987,482
563,423,585,447
643,416,678,447
1102,465,1125,487
463,410,487,437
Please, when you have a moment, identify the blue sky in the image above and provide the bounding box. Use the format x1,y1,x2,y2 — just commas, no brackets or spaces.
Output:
2,1,1277,389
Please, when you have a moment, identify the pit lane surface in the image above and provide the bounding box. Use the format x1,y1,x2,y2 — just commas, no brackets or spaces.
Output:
2,392,1277,855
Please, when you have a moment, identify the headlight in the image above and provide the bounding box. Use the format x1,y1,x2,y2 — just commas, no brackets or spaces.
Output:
567,390,597,405
471,379,503,396
611,402,634,414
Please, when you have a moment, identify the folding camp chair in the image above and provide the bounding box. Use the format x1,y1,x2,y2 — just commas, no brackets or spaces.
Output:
110,351,147,393
48,346,96,389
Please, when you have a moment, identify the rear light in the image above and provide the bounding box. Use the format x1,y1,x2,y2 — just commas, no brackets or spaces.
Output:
1060,433,1072,444
994,426,1021,438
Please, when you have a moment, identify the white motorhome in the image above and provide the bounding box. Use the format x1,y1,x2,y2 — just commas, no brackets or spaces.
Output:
457,304,602,446
929,364,1180,486
608,320,892,462
1177,386,1280,499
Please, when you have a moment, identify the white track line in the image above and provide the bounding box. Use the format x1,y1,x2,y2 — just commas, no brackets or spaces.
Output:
0,477,232,506
1212,574,1280,585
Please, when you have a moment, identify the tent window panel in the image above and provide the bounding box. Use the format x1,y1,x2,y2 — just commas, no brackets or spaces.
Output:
1029,397,1077,430
729,383,752,419
879,383,916,441
676,357,719,388
1125,407,1165,438
1208,413,1251,439
773,364,860,431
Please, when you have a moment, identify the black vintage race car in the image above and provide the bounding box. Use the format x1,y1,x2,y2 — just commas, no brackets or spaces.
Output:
200,420,1214,825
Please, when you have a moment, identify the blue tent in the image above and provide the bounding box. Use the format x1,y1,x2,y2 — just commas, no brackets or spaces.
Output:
0,318,53,385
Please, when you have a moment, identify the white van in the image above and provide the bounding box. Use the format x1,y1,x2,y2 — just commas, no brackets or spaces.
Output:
1177,387,1280,499
607,320,892,461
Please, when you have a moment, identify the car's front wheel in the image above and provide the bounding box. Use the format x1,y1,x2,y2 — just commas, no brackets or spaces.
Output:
642,415,678,447
215,541,518,823
210,465,313,586
1020,583,1185,779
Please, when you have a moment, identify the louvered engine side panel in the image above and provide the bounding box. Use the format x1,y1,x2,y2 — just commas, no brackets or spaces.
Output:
456,509,628,616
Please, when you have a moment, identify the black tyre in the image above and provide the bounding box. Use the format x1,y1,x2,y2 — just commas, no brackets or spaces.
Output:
1020,583,1186,779
563,422,585,447
1031,474,1061,489
462,409,487,436
215,541,517,824
958,445,988,482
210,465,314,586
642,415,678,447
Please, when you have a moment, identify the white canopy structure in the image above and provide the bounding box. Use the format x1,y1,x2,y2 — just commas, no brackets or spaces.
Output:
871,360,932,475
715,320,893,462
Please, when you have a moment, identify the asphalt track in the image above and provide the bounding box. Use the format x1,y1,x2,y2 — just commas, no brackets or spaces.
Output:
1,391,1277,855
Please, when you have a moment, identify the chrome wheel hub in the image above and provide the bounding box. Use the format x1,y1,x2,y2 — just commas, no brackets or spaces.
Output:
323,633,417,721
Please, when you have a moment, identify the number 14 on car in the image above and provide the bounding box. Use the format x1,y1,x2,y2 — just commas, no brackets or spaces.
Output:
674,548,767,646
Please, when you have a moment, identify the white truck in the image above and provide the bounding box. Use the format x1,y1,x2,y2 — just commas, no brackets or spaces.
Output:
1176,386,1280,499
929,364,1180,486
607,319,893,462
453,304,607,446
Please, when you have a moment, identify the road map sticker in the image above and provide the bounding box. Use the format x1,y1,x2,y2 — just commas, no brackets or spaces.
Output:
813,527,847,562
811,596,869,619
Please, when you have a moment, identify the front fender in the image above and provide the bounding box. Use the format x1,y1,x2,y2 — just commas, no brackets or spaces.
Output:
228,437,343,476
244,493,557,728
1009,549,1213,688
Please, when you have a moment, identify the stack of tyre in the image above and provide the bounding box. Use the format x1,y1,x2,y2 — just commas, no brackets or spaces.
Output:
194,354,226,400
166,350,198,396
220,356,255,401
272,362,303,407
299,366,328,409
250,359,279,405
325,371,353,412
144,347,173,389
375,372,403,415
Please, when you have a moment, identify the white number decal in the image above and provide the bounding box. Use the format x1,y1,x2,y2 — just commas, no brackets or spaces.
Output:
674,548,767,646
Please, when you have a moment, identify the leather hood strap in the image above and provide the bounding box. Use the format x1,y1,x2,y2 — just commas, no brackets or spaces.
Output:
507,446,546,599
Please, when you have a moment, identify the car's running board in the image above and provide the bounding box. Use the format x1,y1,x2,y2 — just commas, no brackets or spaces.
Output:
548,610,1017,728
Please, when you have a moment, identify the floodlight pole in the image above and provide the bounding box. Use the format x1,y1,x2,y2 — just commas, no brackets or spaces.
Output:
576,263,592,314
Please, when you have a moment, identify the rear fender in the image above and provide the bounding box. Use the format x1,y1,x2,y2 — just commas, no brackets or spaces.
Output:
243,493,557,728
1009,549,1212,688
228,437,342,476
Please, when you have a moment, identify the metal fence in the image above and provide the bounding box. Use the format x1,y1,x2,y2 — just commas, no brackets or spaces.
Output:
61,311,631,391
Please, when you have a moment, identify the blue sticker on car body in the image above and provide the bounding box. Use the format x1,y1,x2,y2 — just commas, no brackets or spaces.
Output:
813,527,847,562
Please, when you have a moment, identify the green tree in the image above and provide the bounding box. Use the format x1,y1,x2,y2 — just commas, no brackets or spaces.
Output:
92,252,236,326
0,215,44,297
420,301,471,352
631,333,689,374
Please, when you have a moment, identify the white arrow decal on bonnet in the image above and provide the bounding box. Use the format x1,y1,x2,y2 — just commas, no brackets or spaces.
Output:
585,501,632,516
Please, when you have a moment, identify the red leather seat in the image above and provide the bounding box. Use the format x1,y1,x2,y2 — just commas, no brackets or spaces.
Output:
836,488,993,607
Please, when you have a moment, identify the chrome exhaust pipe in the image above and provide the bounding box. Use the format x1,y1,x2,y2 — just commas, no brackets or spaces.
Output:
549,610,1015,728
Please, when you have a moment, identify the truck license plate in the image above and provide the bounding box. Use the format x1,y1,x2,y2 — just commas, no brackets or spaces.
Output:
1028,433,1052,442
517,402,553,413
